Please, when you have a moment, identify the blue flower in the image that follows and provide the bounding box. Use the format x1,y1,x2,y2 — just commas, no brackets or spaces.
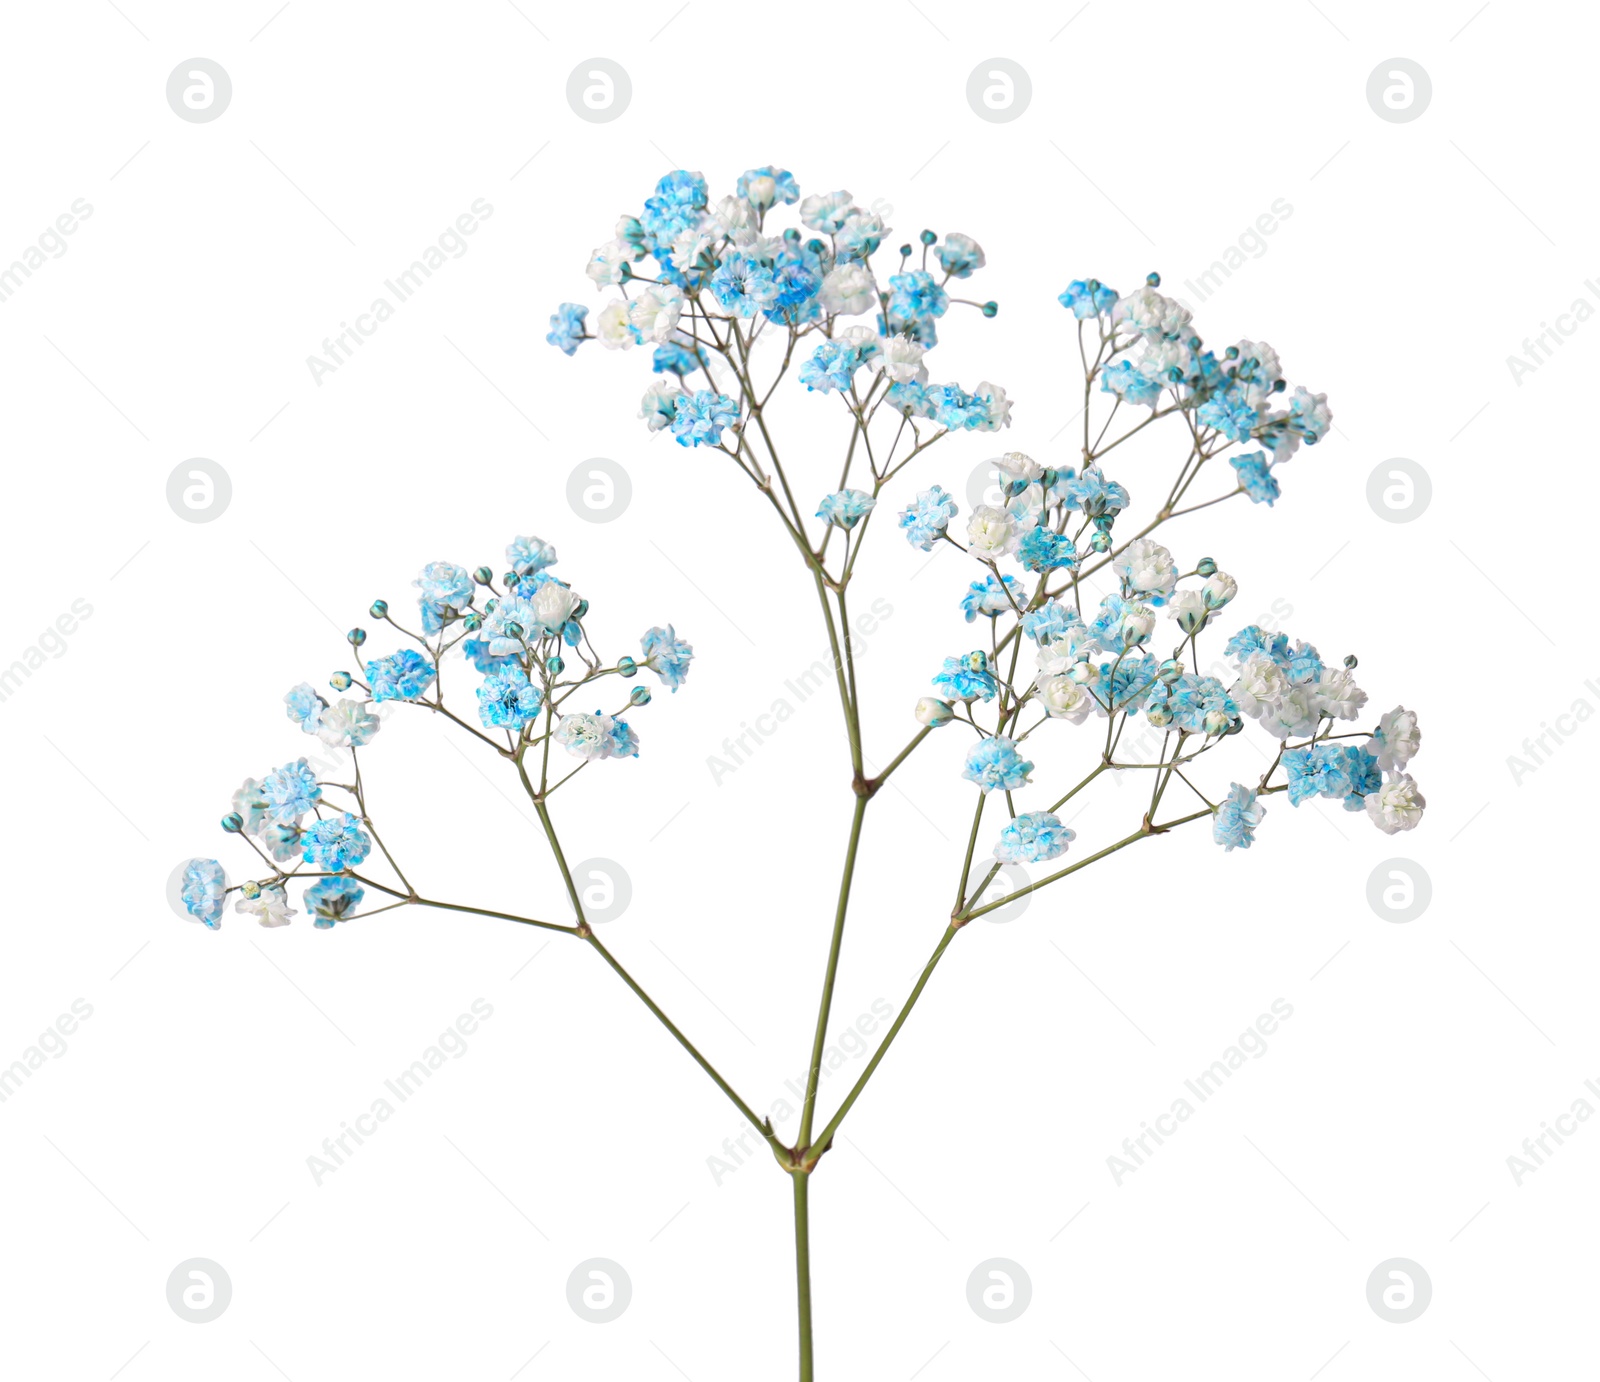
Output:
1231,451,1280,506
800,339,871,394
181,858,227,929
936,233,985,279
962,736,1034,793
710,254,778,317
816,489,876,530
302,812,372,871
1147,675,1238,734
262,759,321,823
507,536,557,576
1285,640,1323,686
1225,625,1290,667
767,259,822,319
607,717,640,758
305,876,364,927
993,811,1074,864
961,573,1023,621
898,486,958,550
1022,601,1078,646
464,638,517,674
888,270,949,324
1198,393,1259,442
1282,744,1381,808
366,649,437,702
1017,527,1078,573
1060,465,1129,517
1101,358,1163,407
414,561,474,633
546,303,588,355
1213,784,1265,852
652,342,704,376
641,625,694,691
671,390,738,448
284,682,324,735
932,653,997,703
1091,654,1159,713
736,166,799,209
1058,279,1118,318
477,665,544,729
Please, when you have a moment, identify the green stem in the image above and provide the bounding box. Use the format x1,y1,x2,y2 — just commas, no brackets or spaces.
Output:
793,1172,814,1382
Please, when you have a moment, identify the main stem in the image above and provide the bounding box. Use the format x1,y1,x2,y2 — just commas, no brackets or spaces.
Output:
793,1171,814,1382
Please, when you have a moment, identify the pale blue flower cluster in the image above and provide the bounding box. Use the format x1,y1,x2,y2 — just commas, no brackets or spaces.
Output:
993,811,1073,864
367,649,437,702
306,876,364,927
816,490,876,530
302,813,372,871
1213,784,1264,852
961,737,1033,793
898,486,958,550
641,625,695,692
180,858,227,929
932,652,998,704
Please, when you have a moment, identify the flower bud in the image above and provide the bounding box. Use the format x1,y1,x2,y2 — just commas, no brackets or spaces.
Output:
502,571,518,588
347,628,366,646
1146,703,1174,728
1175,604,1206,636
573,598,590,621
1067,660,1095,684
617,656,637,678
963,650,990,673
1158,658,1184,685
1146,271,1162,287
1195,556,1217,577
546,655,564,675
369,599,388,619
982,300,998,318
915,696,955,727
505,622,524,641
221,812,244,833
1344,654,1358,669
331,671,352,691
241,879,261,899
473,566,493,585
629,686,652,707
1201,572,1237,609
1090,531,1111,554
920,229,936,245
1122,610,1155,645
1203,707,1232,736
463,612,483,632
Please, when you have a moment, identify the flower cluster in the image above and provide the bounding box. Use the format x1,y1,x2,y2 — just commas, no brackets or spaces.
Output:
179,534,692,930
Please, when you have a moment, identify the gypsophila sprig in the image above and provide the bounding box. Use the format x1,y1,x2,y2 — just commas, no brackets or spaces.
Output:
179,169,1424,1382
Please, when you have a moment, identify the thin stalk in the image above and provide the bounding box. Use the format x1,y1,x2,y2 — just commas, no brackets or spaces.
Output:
793,1172,814,1382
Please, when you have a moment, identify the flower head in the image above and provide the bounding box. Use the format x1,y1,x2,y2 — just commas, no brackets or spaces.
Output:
284,683,324,735
899,486,958,551
477,666,544,730
366,649,436,702
180,858,227,929
236,884,295,928
816,489,876,530
993,812,1073,865
262,759,321,823
1213,784,1265,852
641,625,694,692
306,876,364,928
961,736,1033,793
301,812,372,871
317,699,381,748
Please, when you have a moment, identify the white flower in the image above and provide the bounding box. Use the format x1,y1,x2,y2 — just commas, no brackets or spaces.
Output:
1260,684,1320,738
1201,572,1238,609
628,284,683,344
873,335,927,384
1234,654,1290,719
966,505,1021,557
317,699,381,748
670,226,715,271
235,885,294,928
596,300,636,350
1368,705,1421,771
555,712,612,760
1114,539,1178,601
710,195,754,235
1167,589,1208,633
1120,607,1157,645
1365,774,1425,834
1313,667,1367,721
800,190,854,233
1035,672,1093,724
971,380,1012,430
531,580,580,634
820,263,876,316
639,380,681,432
585,240,631,287
914,696,955,727
994,451,1042,486
1113,286,1191,339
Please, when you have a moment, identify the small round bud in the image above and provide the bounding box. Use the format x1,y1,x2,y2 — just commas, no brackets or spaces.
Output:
899,243,913,258
1146,271,1161,287
617,656,637,678
347,628,366,646
473,566,493,585
1122,610,1156,646
1225,345,1239,360
1203,708,1232,736
618,261,633,281
982,301,998,318
1158,659,1184,686
963,650,990,673
1195,556,1218,578
1175,606,1207,636
463,612,483,632
369,600,388,619
502,571,518,588
784,226,800,243
1090,531,1111,554
545,655,564,675
573,598,590,620
915,696,955,727
1201,572,1238,610
241,879,261,899
1344,654,1358,669
1087,278,1100,291
1146,703,1174,729
505,622,524,641
221,812,244,833
920,229,936,246
629,686,652,707
1224,715,1246,736
331,671,352,691
1067,660,1095,685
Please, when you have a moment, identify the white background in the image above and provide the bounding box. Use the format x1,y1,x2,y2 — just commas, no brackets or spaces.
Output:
0,2,1592,1379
